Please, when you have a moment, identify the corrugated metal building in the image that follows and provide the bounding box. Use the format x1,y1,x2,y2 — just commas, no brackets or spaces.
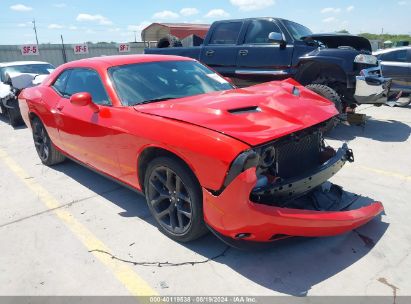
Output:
141,23,210,42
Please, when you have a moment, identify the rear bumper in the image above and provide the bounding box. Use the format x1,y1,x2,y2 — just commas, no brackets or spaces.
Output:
203,151,383,242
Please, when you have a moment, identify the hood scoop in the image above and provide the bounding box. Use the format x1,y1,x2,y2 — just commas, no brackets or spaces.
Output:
228,106,261,114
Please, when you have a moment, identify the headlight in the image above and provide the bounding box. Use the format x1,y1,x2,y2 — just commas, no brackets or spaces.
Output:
260,146,276,168
354,54,378,65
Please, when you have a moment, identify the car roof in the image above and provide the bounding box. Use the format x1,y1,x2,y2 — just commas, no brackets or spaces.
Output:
0,61,51,68
374,46,411,55
61,54,194,69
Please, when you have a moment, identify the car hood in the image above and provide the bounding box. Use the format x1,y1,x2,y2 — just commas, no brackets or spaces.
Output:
302,33,372,52
7,72,49,90
134,79,338,146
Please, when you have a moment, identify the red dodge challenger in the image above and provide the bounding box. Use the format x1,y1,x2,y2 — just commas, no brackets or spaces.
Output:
18,55,383,244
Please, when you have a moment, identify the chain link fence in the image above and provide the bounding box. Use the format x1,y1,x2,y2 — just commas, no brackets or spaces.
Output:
0,43,146,67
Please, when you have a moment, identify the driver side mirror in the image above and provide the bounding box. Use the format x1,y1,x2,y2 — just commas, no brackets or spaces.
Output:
70,92,99,113
268,32,286,47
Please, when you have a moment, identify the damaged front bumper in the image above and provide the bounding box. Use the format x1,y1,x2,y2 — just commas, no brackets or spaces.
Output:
354,66,411,107
203,144,383,242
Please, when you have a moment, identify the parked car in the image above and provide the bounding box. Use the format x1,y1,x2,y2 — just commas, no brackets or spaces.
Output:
375,47,411,94
145,17,383,112
18,55,383,245
0,61,55,126
354,47,411,107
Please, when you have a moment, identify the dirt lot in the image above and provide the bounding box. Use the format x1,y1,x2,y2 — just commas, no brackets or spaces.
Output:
0,105,410,298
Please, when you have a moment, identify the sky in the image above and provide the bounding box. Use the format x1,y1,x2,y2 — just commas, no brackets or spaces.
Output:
0,0,410,45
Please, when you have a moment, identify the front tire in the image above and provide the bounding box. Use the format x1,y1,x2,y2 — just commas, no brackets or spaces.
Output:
306,84,343,113
306,84,343,133
144,156,208,242
32,117,66,166
7,107,24,127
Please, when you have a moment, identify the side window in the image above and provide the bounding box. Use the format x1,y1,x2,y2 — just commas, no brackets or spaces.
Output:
65,69,110,105
209,22,242,45
244,20,282,44
52,70,71,95
381,50,408,62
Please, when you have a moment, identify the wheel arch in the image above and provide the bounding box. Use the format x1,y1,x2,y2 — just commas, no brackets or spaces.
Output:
137,145,199,192
295,61,347,86
28,111,41,125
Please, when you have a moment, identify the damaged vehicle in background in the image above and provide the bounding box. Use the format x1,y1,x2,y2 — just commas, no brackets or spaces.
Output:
18,55,384,245
0,61,55,127
145,18,385,114
354,46,411,107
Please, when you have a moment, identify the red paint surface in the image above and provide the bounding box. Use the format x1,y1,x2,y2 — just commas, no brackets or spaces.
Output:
19,55,383,241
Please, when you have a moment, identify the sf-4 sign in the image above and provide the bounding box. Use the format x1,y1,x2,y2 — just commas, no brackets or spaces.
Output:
73,44,89,55
118,43,130,53
21,45,39,56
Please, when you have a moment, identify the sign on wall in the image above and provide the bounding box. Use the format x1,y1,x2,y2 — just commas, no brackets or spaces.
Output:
73,44,89,55
20,45,39,56
118,43,130,53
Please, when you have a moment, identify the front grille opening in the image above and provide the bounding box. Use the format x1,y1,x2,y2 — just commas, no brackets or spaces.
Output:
250,123,332,206
276,132,321,179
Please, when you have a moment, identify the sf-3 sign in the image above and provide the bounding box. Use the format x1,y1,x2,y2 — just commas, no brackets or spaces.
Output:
21,45,39,56
73,44,89,55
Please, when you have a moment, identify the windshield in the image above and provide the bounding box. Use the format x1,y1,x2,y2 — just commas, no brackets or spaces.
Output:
283,20,313,41
109,60,234,106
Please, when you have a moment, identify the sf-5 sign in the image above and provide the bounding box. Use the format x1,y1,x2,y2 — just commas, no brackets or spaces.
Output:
73,44,89,55
21,45,39,56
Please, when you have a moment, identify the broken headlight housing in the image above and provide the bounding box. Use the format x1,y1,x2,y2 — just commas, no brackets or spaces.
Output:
354,54,378,65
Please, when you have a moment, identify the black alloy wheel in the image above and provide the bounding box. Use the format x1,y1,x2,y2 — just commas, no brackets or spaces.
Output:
147,166,193,234
144,156,208,242
31,118,65,165
33,119,50,162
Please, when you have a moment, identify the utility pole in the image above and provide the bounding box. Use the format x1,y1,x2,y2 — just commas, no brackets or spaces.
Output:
133,31,137,43
32,19,39,45
60,34,67,63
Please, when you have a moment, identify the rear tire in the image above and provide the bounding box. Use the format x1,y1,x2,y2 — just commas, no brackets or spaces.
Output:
31,117,66,166
156,35,182,48
144,156,208,242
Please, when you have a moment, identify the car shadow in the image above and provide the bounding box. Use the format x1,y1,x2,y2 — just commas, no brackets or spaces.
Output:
327,118,411,142
51,160,389,296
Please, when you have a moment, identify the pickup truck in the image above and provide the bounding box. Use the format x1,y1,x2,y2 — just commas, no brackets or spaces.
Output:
145,18,383,112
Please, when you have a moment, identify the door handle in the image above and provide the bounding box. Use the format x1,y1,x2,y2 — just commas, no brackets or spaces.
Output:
239,50,248,56
56,105,64,111
205,50,215,56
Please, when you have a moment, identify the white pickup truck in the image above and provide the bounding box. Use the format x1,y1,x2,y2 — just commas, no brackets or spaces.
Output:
0,61,55,126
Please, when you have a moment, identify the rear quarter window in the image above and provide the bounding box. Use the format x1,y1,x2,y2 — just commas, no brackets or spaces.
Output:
209,22,243,45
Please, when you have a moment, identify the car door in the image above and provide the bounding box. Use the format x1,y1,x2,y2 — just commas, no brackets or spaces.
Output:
201,21,245,78
51,68,120,176
235,19,294,87
379,49,411,92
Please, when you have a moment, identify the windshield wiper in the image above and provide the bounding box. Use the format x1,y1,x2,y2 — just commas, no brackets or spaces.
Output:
135,97,176,105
